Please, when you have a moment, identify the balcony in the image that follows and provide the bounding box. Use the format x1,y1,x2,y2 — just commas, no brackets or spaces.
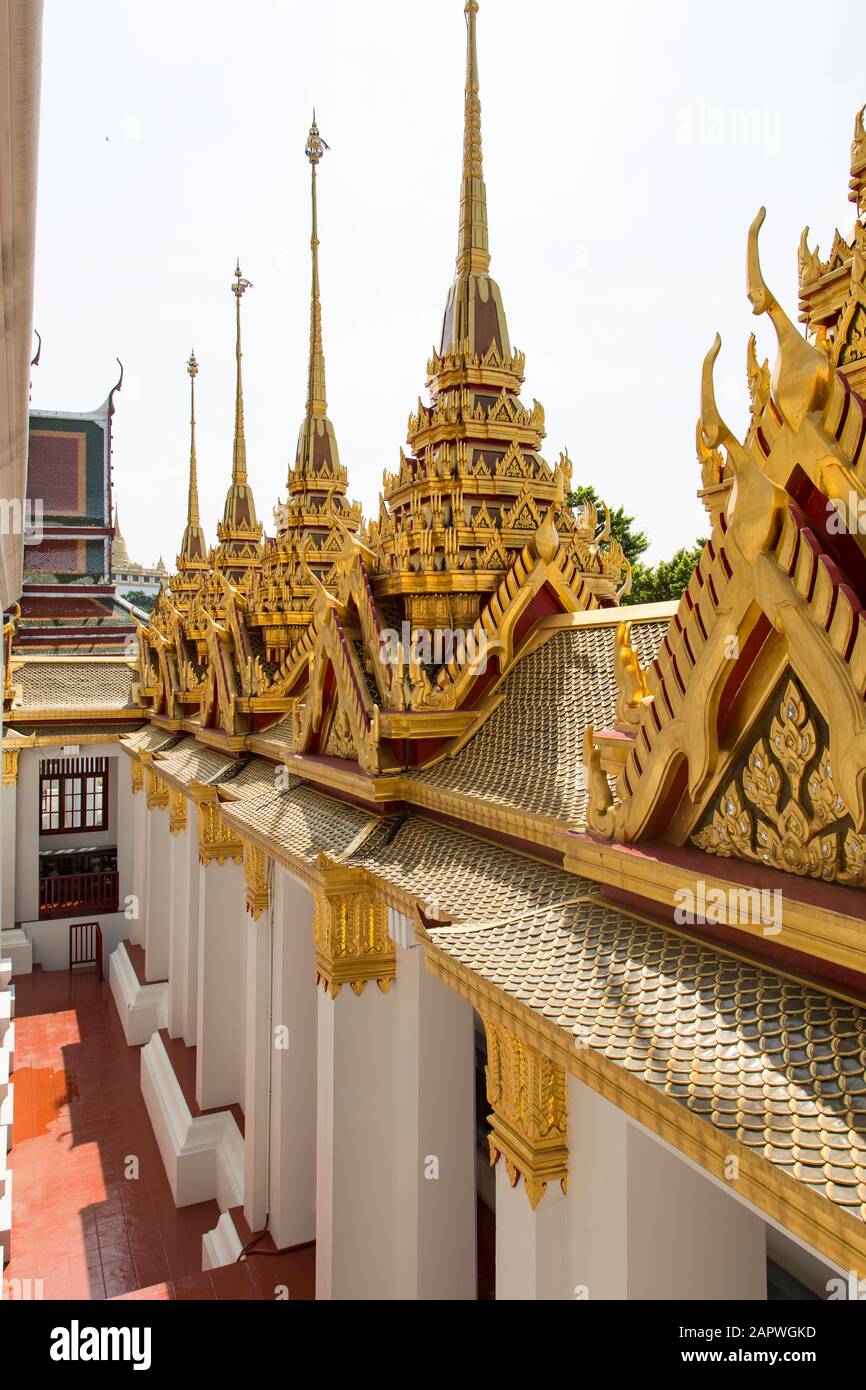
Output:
38,847,119,920
39,871,119,919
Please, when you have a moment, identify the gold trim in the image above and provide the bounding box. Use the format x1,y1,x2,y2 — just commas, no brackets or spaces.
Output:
562,832,866,982
168,786,188,836
481,1011,568,1209
312,859,395,998
144,758,169,810
190,780,243,867
243,841,269,919
422,935,866,1275
1,748,21,785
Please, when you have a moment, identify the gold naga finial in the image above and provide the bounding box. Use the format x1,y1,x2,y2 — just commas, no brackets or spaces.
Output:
850,104,866,212
746,207,831,430
613,621,651,731
231,261,253,485
695,417,725,489
456,0,490,274
304,111,329,421
700,333,786,564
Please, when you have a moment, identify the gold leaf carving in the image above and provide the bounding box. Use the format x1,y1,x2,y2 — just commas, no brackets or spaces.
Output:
692,677,864,884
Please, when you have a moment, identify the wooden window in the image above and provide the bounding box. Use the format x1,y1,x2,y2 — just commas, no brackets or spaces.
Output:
39,757,109,834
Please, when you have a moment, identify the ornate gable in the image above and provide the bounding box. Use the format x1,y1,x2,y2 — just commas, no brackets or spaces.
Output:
585,205,866,886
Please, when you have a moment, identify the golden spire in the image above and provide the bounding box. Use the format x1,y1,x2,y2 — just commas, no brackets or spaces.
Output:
457,0,490,275
231,260,252,485
112,503,130,568
179,349,209,566
215,261,260,575
305,112,328,419
187,349,200,527
438,1,509,357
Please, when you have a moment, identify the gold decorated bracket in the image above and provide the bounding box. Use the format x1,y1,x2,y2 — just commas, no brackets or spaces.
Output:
480,1012,568,1209
311,855,395,998
2,747,21,786
242,840,270,919
130,757,144,795
168,786,188,836
189,779,243,867
141,750,169,810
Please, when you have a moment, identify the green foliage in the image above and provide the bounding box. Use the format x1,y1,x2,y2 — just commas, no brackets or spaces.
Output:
566,485,649,568
626,541,707,606
124,589,155,614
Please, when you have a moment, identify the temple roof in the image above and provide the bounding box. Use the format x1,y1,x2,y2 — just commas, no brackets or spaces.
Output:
8,657,137,713
411,611,670,826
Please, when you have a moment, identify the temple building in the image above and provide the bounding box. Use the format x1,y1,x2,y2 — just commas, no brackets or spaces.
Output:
3,1,866,1305
111,508,168,602
17,385,137,651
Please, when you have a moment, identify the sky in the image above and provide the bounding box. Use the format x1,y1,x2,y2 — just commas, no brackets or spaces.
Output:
30,0,865,567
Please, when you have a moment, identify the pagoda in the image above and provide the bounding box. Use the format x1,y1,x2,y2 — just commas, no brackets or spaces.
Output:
798,105,866,396
212,262,263,585
367,0,627,630
247,115,363,664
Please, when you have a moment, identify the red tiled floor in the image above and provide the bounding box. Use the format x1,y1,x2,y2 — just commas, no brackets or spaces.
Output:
5,964,315,1301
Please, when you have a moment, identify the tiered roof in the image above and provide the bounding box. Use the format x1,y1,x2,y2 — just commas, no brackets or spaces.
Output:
19,2,866,1274
366,1,627,623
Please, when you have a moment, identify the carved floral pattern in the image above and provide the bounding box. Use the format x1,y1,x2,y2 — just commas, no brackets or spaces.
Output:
692,678,866,884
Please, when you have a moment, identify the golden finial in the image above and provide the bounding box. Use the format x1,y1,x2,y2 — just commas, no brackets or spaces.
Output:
187,348,200,529
457,0,490,274
231,261,252,485
304,111,329,421
305,109,328,167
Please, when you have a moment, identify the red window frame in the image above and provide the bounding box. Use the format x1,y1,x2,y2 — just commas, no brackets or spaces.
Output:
39,757,109,835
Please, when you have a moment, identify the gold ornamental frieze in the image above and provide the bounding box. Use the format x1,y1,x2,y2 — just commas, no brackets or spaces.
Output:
480,1012,568,1210
312,857,395,998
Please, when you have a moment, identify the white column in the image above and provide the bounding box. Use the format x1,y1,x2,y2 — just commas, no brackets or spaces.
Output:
114,753,134,907
316,983,397,1300
195,858,245,1111
167,818,193,1038
563,1079,629,1300
1,777,16,930
144,808,170,982
13,748,38,923
497,1168,567,1300
268,867,316,1250
129,777,148,947
625,1124,766,1299
391,914,476,1300
243,905,271,1234
561,1076,766,1300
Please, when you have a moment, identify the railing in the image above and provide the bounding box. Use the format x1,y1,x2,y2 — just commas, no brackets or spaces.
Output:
69,921,103,979
39,870,119,919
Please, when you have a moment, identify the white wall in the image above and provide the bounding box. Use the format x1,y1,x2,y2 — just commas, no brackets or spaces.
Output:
268,866,317,1250
15,744,134,928
1,781,16,930
560,1077,766,1301
22,909,130,970
196,858,246,1110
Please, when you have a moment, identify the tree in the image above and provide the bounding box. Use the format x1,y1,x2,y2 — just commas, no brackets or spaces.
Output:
626,541,707,605
125,589,155,614
566,485,649,568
